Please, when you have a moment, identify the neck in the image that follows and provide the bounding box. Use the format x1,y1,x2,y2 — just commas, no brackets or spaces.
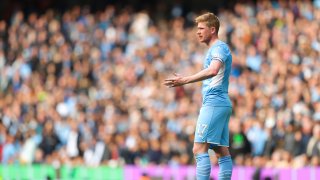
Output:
206,35,219,46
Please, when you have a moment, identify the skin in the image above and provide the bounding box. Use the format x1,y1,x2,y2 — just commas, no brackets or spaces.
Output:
163,21,231,158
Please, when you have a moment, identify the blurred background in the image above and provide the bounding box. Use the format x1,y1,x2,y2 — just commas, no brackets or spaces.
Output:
0,0,320,179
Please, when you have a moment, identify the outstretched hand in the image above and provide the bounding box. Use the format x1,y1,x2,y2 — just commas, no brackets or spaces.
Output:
164,73,187,87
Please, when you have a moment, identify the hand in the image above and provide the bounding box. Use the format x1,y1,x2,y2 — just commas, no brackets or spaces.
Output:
164,73,187,87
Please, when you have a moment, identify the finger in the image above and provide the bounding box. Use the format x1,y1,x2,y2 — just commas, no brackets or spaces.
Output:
164,81,176,88
163,81,173,86
164,81,174,86
165,84,174,88
165,78,177,82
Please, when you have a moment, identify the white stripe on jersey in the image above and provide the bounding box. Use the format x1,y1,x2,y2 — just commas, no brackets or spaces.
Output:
209,62,225,88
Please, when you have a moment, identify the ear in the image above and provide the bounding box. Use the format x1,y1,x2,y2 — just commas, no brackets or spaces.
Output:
211,27,216,35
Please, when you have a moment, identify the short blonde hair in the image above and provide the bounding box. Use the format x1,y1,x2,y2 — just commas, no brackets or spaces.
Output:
195,12,220,34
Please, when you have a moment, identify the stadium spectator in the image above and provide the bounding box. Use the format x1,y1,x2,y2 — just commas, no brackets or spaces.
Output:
0,1,319,169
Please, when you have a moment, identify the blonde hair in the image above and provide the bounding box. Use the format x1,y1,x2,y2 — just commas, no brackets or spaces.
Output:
195,12,220,34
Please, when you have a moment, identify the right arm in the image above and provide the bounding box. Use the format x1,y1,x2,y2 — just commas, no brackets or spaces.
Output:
164,60,222,87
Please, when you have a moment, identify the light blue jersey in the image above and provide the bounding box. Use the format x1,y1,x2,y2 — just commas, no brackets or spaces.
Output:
195,40,233,146
202,40,232,107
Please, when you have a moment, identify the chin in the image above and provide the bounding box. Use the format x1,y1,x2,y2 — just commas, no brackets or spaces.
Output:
198,39,205,43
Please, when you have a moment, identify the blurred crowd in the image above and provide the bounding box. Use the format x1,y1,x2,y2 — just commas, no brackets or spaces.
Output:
0,0,320,169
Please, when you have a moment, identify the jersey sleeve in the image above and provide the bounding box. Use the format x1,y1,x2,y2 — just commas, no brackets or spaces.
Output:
210,45,230,63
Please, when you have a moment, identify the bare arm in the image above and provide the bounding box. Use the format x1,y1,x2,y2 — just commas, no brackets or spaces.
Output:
164,60,222,87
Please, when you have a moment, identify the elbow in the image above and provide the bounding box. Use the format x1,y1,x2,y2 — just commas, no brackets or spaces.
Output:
208,68,219,77
212,70,219,76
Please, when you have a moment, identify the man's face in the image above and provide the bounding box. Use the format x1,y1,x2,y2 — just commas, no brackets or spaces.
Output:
197,22,214,44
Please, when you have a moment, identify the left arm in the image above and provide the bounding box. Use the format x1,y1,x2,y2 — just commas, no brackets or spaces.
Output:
164,60,222,87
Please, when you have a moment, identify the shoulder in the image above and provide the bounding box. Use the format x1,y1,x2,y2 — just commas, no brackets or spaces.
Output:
215,41,231,54
210,41,231,60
